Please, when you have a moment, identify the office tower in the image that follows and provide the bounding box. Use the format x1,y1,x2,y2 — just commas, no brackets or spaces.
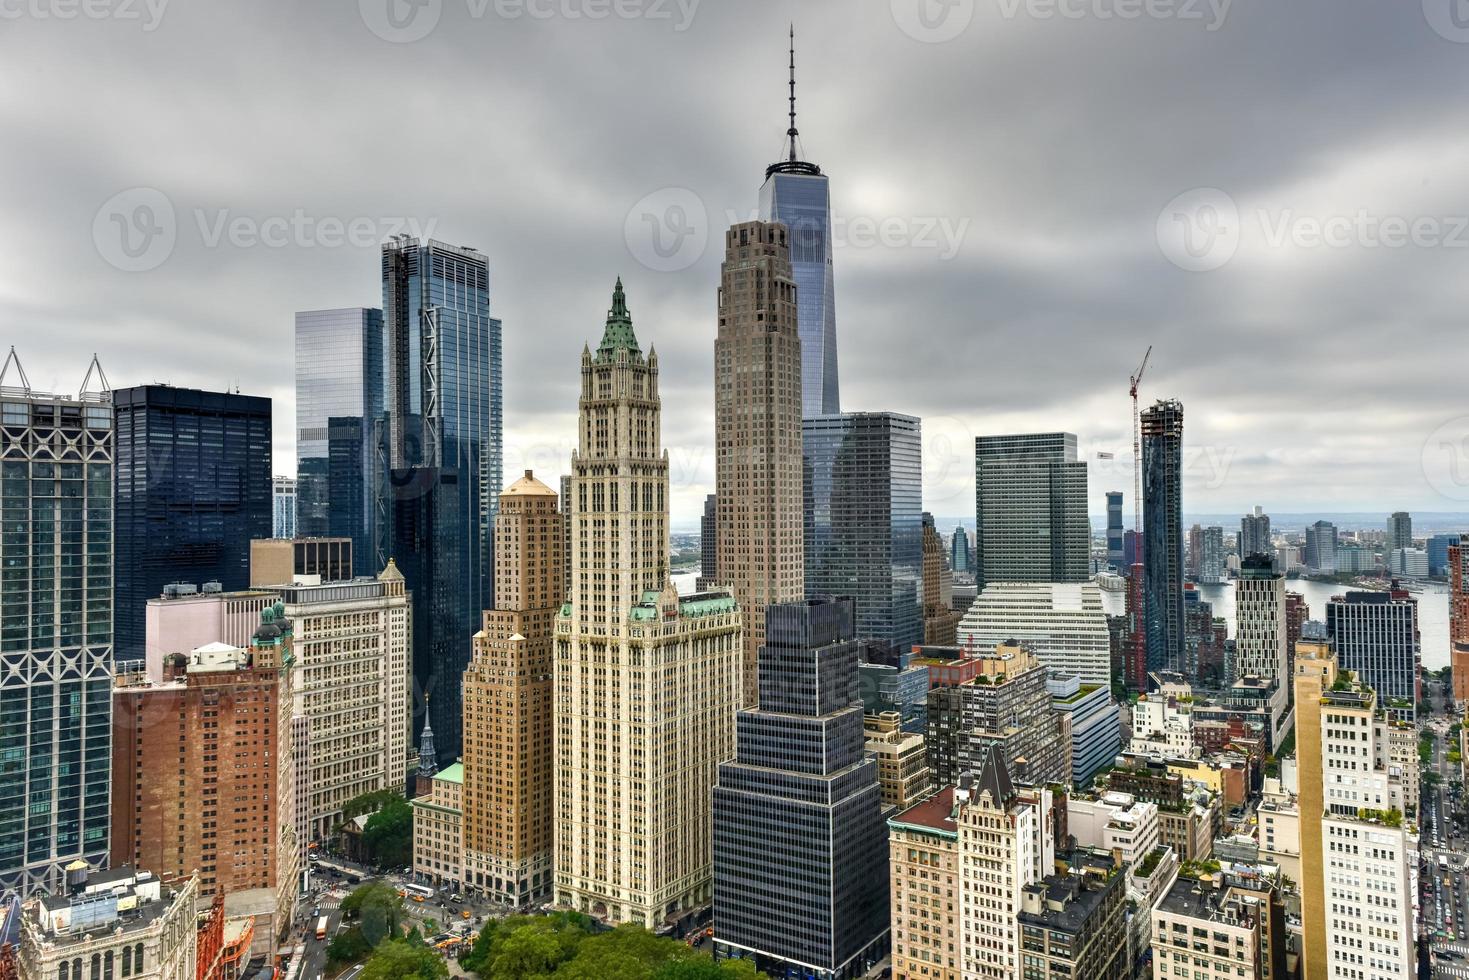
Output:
1020,862,1128,980
1141,399,1184,674
954,750,1056,980
923,642,1068,786
1123,529,1141,569
857,652,929,733
972,432,1088,589
863,712,932,810
1233,555,1288,716
1386,510,1412,554
697,493,718,590
1324,590,1418,723
950,525,972,576
272,475,297,539
712,597,889,977
294,308,384,575
1240,505,1271,560
111,610,298,931
16,871,199,980
1333,542,1373,574
0,354,113,896
1284,592,1308,689
956,582,1112,686
803,413,923,655
1293,630,1412,980
714,221,805,707
1429,532,1460,577
1186,524,1203,579
1184,591,1226,687
759,30,837,417
1047,674,1121,787
1106,491,1125,568
921,514,961,645
1451,537,1469,703
1389,546,1428,578
555,280,743,927
248,536,353,587
1151,872,1288,980
269,565,412,840
381,237,502,765
463,471,561,906
411,762,463,887
112,385,272,660
1303,520,1337,573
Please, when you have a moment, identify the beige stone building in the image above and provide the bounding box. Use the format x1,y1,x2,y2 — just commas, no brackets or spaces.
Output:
714,221,804,707
411,763,464,887
18,869,198,980
269,563,412,843
921,516,961,646
887,787,961,980
462,471,561,907
554,280,743,928
865,712,933,810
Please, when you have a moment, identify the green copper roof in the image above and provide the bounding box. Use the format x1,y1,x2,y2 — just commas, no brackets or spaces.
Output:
595,277,640,361
434,762,463,784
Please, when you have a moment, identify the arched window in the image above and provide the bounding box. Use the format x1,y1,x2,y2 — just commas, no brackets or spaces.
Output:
59,960,70,980
103,950,113,980
133,944,143,974
121,946,131,977
90,953,100,980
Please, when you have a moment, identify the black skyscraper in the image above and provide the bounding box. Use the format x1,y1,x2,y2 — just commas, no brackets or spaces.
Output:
712,597,890,979
112,385,272,658
1141,399,1184,674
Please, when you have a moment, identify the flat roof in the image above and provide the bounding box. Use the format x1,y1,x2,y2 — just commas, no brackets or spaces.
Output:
890,786,956,836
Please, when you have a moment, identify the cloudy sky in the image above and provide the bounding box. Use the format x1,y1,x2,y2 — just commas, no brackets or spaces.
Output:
4,0,1469,528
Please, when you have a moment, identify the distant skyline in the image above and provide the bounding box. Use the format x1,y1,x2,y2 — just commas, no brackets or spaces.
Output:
7,1,1469,527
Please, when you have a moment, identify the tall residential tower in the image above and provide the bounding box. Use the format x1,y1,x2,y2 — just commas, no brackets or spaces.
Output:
1141,400,1184,674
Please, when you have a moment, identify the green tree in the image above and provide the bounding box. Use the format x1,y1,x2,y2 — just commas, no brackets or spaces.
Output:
339,882,404,947
361,795,414,869
551,925,696,978
360,939,447,980
490,921,575,980
342,789,405,820
325,928,371,967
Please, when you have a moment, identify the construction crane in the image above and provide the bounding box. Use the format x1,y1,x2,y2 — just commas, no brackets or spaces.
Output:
1129,345,1152,543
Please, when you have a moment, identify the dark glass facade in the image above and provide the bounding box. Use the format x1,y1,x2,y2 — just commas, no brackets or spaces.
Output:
713,598,889,979
803,413,922,656
1106,490,1124,568
381,239,502,765
760,171,839,417
1141,400,1184,675
112,386,272,660
294,308,384,576
0,388,114,895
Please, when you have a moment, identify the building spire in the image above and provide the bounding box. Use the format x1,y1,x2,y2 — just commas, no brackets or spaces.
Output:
417,695,437,777
596,276,641,361
787,24,798,163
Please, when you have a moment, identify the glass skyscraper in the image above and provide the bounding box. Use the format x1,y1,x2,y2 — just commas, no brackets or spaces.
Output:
972,432,1089,589
112,385,272,661
294,308,384,576
803,413,922,655
1106,490,1124,569
381,238,502,765
759,35,839,417
712,597,889,978
1141,399,1184,674
0,358,114,896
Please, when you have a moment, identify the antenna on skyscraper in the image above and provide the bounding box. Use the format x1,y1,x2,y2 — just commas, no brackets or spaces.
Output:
0,346,32,396
787,24,799,163
79,353,111,403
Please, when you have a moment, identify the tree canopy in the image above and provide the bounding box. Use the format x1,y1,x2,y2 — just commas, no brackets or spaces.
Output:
361,795,414,869
459,915,754,980
339,881,405,947
360,939,448,980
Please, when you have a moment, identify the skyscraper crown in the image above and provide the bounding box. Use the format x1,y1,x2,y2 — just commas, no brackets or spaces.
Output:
595,277,641,362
